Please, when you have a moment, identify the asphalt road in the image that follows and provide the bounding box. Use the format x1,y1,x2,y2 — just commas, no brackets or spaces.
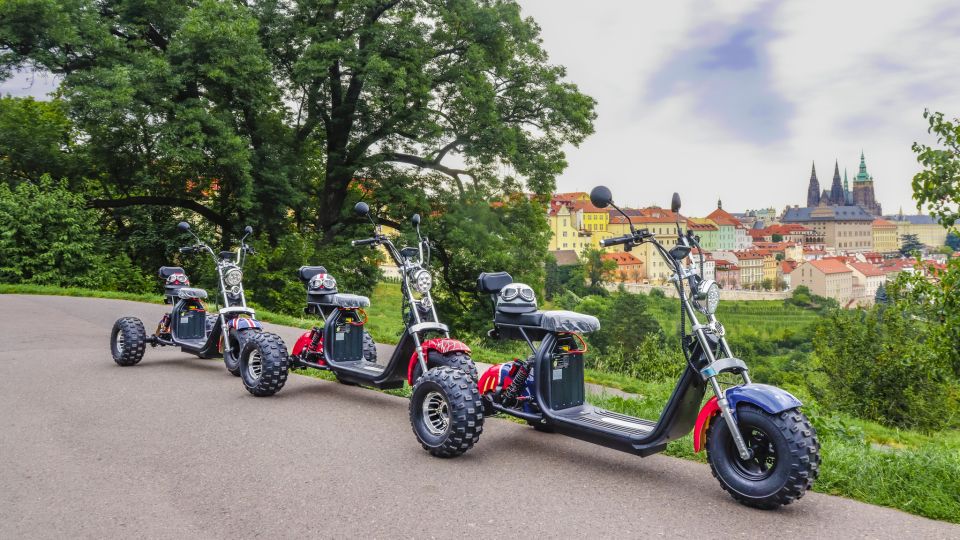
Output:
1,294,957,539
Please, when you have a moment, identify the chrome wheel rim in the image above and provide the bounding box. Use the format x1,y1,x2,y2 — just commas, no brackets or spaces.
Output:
247,350,263,380
421,391,449,436
116,333,125,354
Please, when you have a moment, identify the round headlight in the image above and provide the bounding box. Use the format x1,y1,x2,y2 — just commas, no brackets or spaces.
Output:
694,280,720,315
224,267,243,287
412,269,432,293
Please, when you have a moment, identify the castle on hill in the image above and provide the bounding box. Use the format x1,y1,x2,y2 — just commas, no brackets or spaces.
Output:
805,152,881,216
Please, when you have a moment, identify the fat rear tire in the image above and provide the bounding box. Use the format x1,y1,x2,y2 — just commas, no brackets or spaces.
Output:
410,367,483,457
362,331,377,362
110,317,146,366
706,405,820,509
224,327,256,376
240,332,290,397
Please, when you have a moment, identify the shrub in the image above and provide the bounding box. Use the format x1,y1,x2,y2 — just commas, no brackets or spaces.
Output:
0,178,151,292
813,304,959,431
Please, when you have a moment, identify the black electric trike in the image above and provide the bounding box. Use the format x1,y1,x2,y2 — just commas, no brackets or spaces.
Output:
109,222,287,390
474,187,820,508
242,203,484,457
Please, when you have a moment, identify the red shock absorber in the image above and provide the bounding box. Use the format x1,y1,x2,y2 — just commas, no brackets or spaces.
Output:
502,358,531,407
308,326,322,351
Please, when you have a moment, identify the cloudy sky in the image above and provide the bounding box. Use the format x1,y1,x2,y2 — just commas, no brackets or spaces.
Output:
4,1,958,217
517,0,960,216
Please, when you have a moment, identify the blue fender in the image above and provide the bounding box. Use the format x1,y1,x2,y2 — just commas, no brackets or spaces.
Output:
726,384,802,415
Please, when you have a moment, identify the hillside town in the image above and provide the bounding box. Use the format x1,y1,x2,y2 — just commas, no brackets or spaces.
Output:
548,153,953,307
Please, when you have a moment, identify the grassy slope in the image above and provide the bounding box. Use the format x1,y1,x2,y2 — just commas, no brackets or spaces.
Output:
3,282,958,522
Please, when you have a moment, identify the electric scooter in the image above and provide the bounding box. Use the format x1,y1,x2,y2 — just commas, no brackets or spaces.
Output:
242,203,484,457
474,187,820,509
109,222,288,391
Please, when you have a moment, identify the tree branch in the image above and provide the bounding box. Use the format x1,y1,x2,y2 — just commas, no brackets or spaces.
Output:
88,196,226,228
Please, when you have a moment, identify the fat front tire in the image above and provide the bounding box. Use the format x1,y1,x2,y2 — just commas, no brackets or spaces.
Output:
706,405,820,509
224,327,256,376
240,332,290,397
409,367,484,458
111,317,146,366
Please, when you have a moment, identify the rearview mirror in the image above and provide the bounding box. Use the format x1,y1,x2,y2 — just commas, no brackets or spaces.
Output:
244,225,253,235
354,202,370,217
177,221,190,232
411,213,421,227
671,192,681,213
589,186,613,208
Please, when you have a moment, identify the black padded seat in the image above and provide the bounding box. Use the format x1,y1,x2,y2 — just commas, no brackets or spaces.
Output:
494,310,599,334
176,287,208,300
309,293,369,309
159,266,186,279
298,265,328,283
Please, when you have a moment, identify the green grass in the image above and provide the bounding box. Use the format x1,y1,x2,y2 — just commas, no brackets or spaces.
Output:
4,282,959,522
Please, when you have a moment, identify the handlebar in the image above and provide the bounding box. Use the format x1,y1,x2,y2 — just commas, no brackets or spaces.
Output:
600,229,653,248
179,245,200,254
352,237,378,247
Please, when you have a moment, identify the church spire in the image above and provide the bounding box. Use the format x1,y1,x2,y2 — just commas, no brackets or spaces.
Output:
717,198,722,209
829,159,844,205
843,168,851,205
806,161,820,207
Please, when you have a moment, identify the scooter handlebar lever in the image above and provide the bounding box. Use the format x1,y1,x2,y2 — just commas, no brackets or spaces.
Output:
352,237,378,247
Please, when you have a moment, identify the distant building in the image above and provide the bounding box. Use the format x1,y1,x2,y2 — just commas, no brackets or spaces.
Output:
871,218,899,254
686,220,720,251
846,262,886,306
782,205,874,253
886,212,948,250
714,259,740,290
602,252,644,283
707,201,751,250
794,259,854,304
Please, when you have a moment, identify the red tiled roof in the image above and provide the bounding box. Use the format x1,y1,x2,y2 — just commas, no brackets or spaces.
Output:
706,207,744,228
809,259,852,275
847,262,885,277
872,219,897,228
687,220,718,231
780,260,799,274
601,252,643,266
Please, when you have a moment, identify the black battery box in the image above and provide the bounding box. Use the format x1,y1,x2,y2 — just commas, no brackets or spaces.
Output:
549,335,585,410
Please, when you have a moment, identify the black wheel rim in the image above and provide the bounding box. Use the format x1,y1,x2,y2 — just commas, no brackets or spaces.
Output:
728,425,778,481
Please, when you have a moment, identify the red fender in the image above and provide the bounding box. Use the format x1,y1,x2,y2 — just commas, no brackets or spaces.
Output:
407,338,472,385
291,331,324,364
477,364,503,395
693,396,721,453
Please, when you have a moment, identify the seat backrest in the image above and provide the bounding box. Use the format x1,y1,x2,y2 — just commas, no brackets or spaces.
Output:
298,265,328,283
477,271,513,294
159,266,186,279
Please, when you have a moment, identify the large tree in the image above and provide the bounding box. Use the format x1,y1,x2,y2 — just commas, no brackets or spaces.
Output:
0,0,595,243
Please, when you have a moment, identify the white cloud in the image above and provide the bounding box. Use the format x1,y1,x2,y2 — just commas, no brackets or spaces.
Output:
519,0,960,217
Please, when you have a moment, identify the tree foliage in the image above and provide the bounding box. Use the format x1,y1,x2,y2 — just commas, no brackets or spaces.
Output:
0,177,151,292
899,233,924,257
912,110,960,229
0,0,595,318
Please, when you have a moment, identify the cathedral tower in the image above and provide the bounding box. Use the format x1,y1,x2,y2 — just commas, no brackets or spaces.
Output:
806,162,820,207
851,151,882,215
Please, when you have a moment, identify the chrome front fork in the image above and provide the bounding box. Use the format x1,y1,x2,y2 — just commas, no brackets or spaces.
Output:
709,376,752,460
